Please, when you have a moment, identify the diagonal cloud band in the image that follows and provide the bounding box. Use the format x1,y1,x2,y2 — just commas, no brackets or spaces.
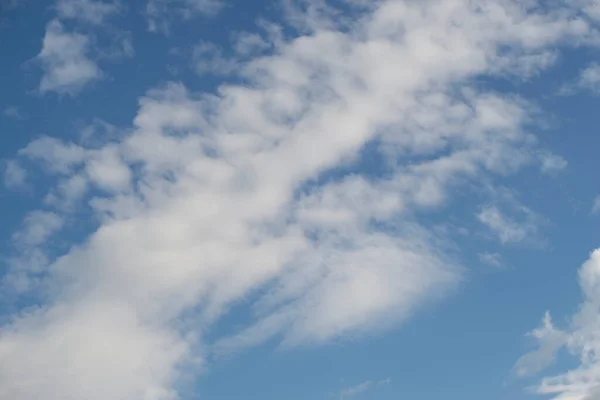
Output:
2,1,599,399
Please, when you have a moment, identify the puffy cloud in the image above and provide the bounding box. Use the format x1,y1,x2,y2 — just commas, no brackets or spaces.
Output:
516,250,600,400
20,136,86,174
36,20,102,95
35,1,132,96
84,145,132,193
2,1,598,399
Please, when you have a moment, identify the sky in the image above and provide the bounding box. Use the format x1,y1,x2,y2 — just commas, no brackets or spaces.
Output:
0,0,599,400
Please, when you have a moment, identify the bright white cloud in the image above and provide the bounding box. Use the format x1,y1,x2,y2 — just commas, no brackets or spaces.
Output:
146,0,223,33
2,1,599,400
516,249,600,400
36,19,102,95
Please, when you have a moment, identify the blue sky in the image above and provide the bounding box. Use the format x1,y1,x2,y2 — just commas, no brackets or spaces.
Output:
0,1,600,400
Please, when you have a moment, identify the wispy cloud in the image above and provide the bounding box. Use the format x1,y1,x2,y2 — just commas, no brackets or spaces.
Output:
559,62,600,95
12,210,64,248
193,42,240,76
55,0,119,25
514,312,566,377
592,196,600,215
1,1,599,400
516,250,600,399
538,151,568,175
476,189,545,246
146,0,224,33
339,378,391,399
0,0,23,11
479,252,503,268
477,205,541,245
2,160,27,189
2,106,24,119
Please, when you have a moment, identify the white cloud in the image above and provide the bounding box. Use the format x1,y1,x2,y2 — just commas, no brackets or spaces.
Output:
35,1,132,96
55,0,119,25
84,145,131,193
579,63,600,90
20,136,86,174
514,312,567,377
233,32,271,56
2,160,27,189
13,211,64,248
539,151,568,174
44,174,89,209
146,0,223,33
4,211,66,294
193,33,273,76
560,62,600,95
516,250,600,400
36,19,102,95
2,1,598,400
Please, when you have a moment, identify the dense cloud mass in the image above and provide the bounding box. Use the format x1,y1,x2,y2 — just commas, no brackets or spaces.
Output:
1,0,600,399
